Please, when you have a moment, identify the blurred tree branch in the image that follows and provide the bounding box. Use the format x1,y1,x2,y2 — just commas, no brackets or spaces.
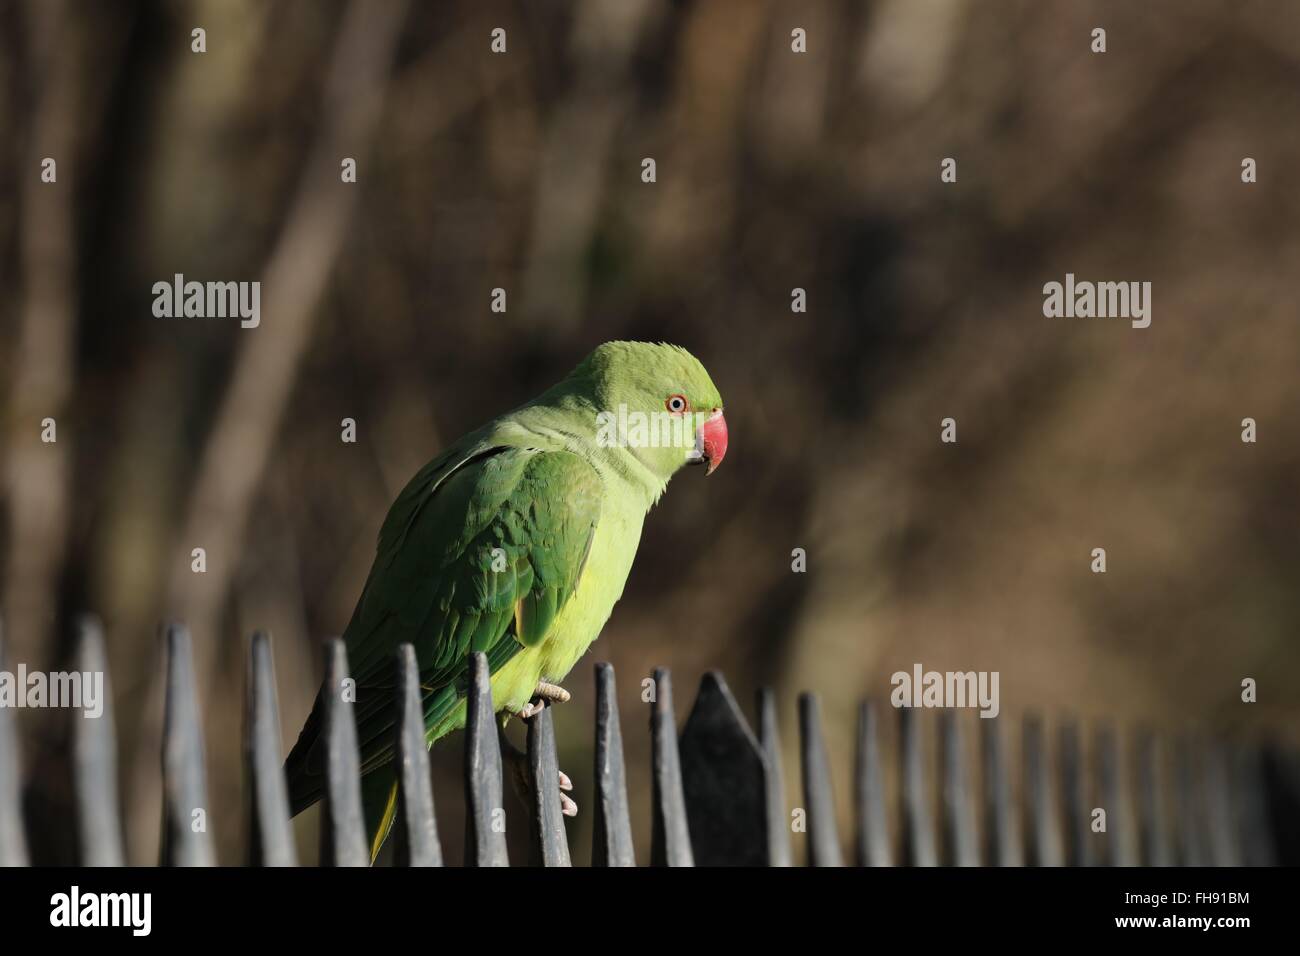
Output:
126,0,411,864
3,0,77,670
520,0,660,330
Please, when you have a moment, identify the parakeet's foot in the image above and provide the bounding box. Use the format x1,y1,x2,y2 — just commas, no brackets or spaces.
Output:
518,681,571,719
558,771,577,817
499,714,578,817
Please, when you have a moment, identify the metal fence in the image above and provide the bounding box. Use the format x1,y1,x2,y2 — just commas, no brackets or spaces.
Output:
0,618,1293,866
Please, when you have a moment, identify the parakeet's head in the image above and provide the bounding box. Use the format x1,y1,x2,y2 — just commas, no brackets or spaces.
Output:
569,341,728,480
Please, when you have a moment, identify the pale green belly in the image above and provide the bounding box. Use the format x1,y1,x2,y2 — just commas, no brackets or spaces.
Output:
429,506,644,738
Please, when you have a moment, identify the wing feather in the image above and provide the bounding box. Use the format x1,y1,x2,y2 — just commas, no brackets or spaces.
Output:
285,444,602,811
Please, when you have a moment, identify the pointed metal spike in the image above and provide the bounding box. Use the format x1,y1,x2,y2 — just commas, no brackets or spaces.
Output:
464,651,508,866
758,688,792,867
525,701,571,866
71,616,124,866
899,706,936,866
1201,739,1237,867
592,663,634,867
160,623,216,866
1058,722,1091,866
799,692,843,866
854,699,890,867
0,617,29,866
981,716,1021,866
1095,724,1135,866
391,644,441,867
244,631,296,866
649,667,693,866
1135,729,1172,866
679,672,768,866
1174,737,1206,866
318,638,366,867
1022,715,1062,866
940,711,978,866
1259,747,1300,866
1231,744,1275,867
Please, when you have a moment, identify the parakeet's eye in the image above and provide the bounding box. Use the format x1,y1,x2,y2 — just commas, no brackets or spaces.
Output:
665,394,689,414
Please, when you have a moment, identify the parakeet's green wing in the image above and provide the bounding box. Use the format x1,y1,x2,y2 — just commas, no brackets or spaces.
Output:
284,443,602,813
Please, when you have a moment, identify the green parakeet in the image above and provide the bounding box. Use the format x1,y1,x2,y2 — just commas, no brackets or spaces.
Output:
284,341,728,860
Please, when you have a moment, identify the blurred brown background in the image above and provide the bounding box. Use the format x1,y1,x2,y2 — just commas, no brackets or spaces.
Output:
1,0,1297,865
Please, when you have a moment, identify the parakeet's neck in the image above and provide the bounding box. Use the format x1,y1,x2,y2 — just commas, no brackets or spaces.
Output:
509,400,673,510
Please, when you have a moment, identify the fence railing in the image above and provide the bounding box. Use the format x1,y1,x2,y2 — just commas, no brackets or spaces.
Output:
0,618,1292,866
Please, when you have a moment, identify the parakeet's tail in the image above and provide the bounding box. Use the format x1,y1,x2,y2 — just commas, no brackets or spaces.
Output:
362,764,399,863
284,687,327,816
282,688,400,864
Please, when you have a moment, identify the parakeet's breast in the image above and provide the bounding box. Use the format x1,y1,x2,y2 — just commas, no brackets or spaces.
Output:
485,488,647,715
538,498,646,682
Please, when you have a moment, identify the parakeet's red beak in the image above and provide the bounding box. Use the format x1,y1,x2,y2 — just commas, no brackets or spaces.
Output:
701,408,728,475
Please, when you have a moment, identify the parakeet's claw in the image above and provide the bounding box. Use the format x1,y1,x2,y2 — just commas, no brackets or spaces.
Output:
499,719,579,816
518,681,570,719
535,680,571,704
